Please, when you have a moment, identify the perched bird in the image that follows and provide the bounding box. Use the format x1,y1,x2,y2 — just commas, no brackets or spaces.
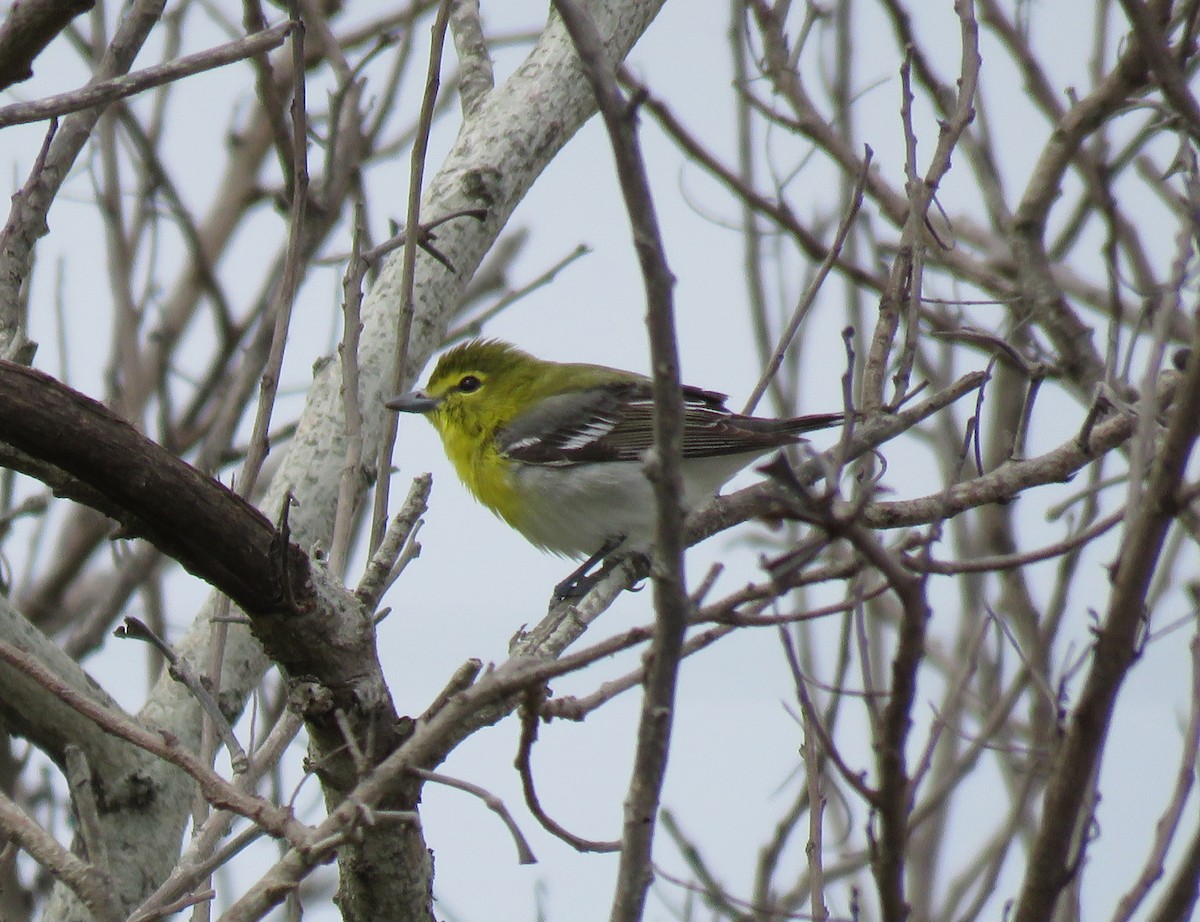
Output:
387,339,845,595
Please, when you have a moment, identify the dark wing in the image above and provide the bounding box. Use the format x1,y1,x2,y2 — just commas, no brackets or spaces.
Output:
498,382,843,466
497,383,659,464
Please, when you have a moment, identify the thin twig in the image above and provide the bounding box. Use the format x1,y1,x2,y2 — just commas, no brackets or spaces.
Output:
408,767,536,864
329,199,370,575
356,472,432,609
0,640,306,845
0,23,293,129
114,616,248,772
236,11,309,499
515,691,619,852
371,0,456,554
743,149,873,415
0,786,120,922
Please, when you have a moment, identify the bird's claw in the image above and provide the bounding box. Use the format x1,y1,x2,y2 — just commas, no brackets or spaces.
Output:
550,535,625,603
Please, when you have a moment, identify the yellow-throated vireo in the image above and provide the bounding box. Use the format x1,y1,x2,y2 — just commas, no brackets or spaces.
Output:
387,339,845,596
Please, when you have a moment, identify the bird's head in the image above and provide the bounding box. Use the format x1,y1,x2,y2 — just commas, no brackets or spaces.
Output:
386,339,546,441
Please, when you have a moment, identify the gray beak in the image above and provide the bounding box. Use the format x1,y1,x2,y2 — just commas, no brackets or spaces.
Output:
386,390,441,414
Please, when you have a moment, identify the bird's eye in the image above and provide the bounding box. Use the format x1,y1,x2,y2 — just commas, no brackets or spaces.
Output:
457,375,482,393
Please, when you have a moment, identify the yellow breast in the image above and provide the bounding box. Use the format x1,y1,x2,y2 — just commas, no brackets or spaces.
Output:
440,423,525,531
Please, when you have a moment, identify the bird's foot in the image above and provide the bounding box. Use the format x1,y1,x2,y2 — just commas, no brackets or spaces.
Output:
551,536,626,602
552,570,598,601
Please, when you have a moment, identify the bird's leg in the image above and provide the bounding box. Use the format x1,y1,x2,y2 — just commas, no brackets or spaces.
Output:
552,535,625,601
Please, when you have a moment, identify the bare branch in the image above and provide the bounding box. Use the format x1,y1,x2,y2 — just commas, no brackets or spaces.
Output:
0,22,293,129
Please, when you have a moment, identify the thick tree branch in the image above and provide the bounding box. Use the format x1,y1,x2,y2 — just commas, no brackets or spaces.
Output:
0,0,93,91
0,361,310,617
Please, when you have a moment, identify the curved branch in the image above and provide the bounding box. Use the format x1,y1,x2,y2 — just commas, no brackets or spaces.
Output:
0,360,310,617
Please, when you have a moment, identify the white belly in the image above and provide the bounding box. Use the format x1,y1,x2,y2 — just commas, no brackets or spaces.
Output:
508,452,770,558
